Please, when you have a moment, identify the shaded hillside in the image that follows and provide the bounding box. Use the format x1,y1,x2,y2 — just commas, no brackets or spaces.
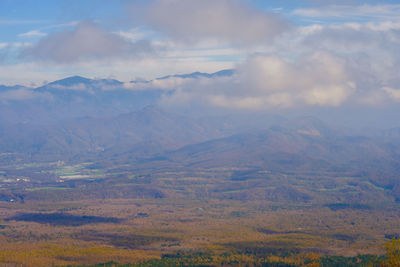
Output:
163,122,397,173
0,106,228,160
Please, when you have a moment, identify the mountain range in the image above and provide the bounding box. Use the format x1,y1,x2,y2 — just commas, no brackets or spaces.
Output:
1,71,400,197
0,70,234,124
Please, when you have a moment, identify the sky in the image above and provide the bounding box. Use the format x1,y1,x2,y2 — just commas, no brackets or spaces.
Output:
1,0,400,112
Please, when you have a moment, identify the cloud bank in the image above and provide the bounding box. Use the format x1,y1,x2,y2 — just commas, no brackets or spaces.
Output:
128,17,400,111
144,52,354,110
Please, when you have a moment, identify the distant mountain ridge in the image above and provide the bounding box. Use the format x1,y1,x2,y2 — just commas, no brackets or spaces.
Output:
0,69,235,124
155,69,234,80
0,69,235,90
0,85,27,91
1,71,400,196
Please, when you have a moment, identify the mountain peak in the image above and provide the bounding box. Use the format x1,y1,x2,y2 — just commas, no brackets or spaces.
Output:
48,76,92,87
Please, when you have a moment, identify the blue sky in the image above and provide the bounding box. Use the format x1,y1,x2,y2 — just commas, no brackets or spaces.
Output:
1,0,400,111
2,0,396,43
0,0,121,42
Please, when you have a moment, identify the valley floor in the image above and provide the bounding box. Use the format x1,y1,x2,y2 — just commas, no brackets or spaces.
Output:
0,197,398,266
0,161,399,266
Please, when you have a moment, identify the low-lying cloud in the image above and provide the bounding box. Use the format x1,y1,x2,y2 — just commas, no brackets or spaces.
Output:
155,52,355,110
0,88,50,102
130,46,400,111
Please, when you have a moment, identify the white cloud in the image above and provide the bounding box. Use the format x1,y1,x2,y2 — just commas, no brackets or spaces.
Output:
0,42,30,50
0,88,49,102
103,18,400,109
49,83,89,91
0,42,32,63
134,0,289,45
0,43,8,49
18,30,47,38
115,27,153,42
0,19,46,25
0,89,33,101
21,20,153,63
293,4,400,21
125,77,188,91
0,62,62,86
382,87,400,102
156,51,355,110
